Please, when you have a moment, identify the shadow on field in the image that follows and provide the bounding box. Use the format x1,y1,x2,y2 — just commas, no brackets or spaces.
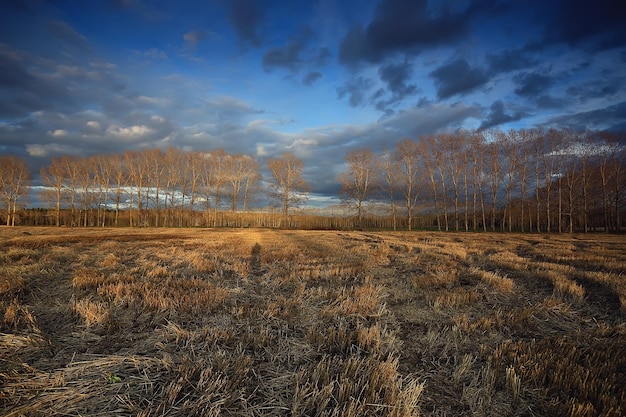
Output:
250,242,262,277
573,273,623,316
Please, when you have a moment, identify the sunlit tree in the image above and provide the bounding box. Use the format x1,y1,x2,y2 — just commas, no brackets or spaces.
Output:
0,155,31,226
419,136,442,231
209,149,228,226
339,147,379,229
109,152,128,227
242,157,261,212
498,130,521,232
224,153,258,212
40,156,67,226
378,149,399,231
439,133,465,231
267,152,309,228
125,150,149,227
396,139,422,231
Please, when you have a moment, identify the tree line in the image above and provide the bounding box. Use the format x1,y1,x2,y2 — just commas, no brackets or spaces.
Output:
1,127,624,232
1,148,309,228
339,128,624,233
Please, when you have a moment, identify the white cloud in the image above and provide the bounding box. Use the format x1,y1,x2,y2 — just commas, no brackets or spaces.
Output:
106,124,154,139
26,143,80,157
292,138,319,147
48,129,68,137
86,120,101,129
137,95,170,106
256,144,268,156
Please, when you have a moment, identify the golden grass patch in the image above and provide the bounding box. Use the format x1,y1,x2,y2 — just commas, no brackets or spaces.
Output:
73,298,110,328
469,267,514,293
1,298,38,332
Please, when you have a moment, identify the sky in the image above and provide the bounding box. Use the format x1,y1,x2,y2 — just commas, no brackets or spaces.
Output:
1,0,625,206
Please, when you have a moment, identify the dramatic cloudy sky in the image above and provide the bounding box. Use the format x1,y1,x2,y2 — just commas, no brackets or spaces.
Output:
1,0,625,205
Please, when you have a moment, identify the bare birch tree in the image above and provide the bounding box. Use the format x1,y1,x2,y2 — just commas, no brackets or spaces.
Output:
440,133,464,231
125,150,148,227
339,147,378,229
378,150,399,231
209,149,228,226
499,130,521,232
40,156,66,226
241,156,261,212
267,152,309,228
420,136,441,231
396,139,422,231
0,155,31,226
109,153,127,227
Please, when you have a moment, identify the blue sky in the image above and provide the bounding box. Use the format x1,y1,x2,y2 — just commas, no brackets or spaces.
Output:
1,0,625,204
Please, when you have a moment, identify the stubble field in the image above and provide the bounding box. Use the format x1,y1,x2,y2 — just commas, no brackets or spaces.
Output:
1,227,625,417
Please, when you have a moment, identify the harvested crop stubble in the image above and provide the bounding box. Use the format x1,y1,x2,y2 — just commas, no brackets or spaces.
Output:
491,328,626,417
1,228,625,417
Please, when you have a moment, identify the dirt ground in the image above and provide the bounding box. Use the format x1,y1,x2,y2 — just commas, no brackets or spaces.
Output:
1,227,625,416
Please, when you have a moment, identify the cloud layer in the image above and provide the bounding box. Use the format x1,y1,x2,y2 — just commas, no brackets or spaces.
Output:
0,0,624,205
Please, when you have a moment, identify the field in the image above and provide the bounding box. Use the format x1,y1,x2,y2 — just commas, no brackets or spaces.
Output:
1,228,625,417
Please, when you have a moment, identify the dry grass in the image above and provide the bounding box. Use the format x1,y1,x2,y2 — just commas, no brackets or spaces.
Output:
490,328,626,417
1,297,38,332
0,227,624,417
432,287,480,308
469,267,514,293
73,298,110,328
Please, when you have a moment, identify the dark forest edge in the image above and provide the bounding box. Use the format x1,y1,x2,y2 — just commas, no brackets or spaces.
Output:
1,127,624,233
2,208,625,233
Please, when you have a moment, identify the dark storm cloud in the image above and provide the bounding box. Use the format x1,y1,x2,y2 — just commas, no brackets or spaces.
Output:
566,81,619,100
338,0,498,65
535,95,564,109
486,48,538,73
373,60,419,112
228,0,263,47
0,99,36,118
263,40,306,72
336,76,374,107
303,71,322,86
0,46,70,117
262,26,330,80
513,68,564,108
379,61,417,97
513,69,554,98
479,100,523,130
430,59,488,99
262,43,330,81
543,0,626,51
546,101,626,132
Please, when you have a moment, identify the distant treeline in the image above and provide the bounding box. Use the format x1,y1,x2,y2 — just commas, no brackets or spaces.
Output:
1,127,624,232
